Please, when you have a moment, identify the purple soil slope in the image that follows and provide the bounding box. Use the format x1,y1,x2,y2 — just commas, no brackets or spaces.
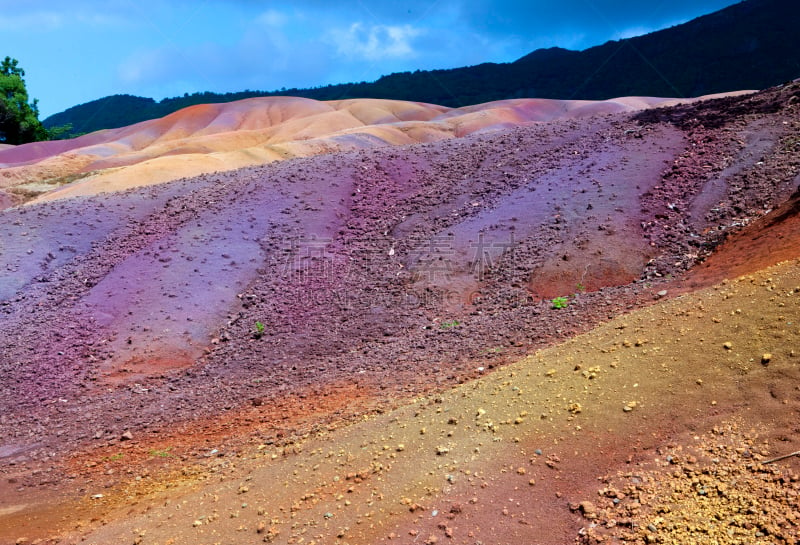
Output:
0,84,799,515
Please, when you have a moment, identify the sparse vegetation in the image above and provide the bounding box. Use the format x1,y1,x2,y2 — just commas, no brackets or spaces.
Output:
253,321,265,339
440,320,461,329
785,135,800,150
551,296,569,309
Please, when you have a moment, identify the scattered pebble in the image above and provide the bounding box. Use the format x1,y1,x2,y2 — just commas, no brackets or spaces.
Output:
576,425,800,544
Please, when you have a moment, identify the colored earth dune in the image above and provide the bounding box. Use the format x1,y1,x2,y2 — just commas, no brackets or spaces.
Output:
0,84,799,545
0,93,748,206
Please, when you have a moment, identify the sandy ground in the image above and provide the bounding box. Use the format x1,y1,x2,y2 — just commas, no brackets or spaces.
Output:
0,83,799,544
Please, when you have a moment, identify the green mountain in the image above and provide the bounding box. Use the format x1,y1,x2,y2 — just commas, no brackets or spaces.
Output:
44,0,799,138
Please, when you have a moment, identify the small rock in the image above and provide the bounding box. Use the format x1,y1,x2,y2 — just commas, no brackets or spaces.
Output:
723,342,733,350
579,501,597,518
761,353,772,365
120,430,133,441
436,446,449,456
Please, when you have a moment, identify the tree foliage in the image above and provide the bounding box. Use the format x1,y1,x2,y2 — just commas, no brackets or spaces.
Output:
0,56,48,144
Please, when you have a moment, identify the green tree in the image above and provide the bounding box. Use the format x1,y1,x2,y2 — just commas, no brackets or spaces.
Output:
0,56,48,145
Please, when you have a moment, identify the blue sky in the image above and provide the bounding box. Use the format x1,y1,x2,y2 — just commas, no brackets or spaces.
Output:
1,0,740,117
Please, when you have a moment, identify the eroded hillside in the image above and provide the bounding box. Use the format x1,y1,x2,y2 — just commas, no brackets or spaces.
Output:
0,83,799,544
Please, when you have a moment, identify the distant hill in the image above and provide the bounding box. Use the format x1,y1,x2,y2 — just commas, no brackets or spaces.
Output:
44,0,800,138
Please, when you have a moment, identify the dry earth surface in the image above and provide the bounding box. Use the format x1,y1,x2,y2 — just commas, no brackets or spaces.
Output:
0,83,799,545
0,93,747,208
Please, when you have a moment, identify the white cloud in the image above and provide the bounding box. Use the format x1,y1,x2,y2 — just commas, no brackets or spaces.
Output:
0,11,65,31
328,23,423,61
75,12,130,27
611,26,657,41
115,17,332,98
117,49,170,85
0,5,132,32
256,9,289,28
611,19,685,42
526,32,587,51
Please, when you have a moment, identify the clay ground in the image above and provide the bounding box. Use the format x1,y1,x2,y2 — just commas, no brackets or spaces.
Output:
0,83,799,544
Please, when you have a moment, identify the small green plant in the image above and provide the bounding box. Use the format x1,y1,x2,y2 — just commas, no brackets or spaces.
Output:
106,453,124,462
485,346,503,354
149,448,173,458
253,321,265,339
551,296,569,309
575,282,585,293
440,320,460,329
